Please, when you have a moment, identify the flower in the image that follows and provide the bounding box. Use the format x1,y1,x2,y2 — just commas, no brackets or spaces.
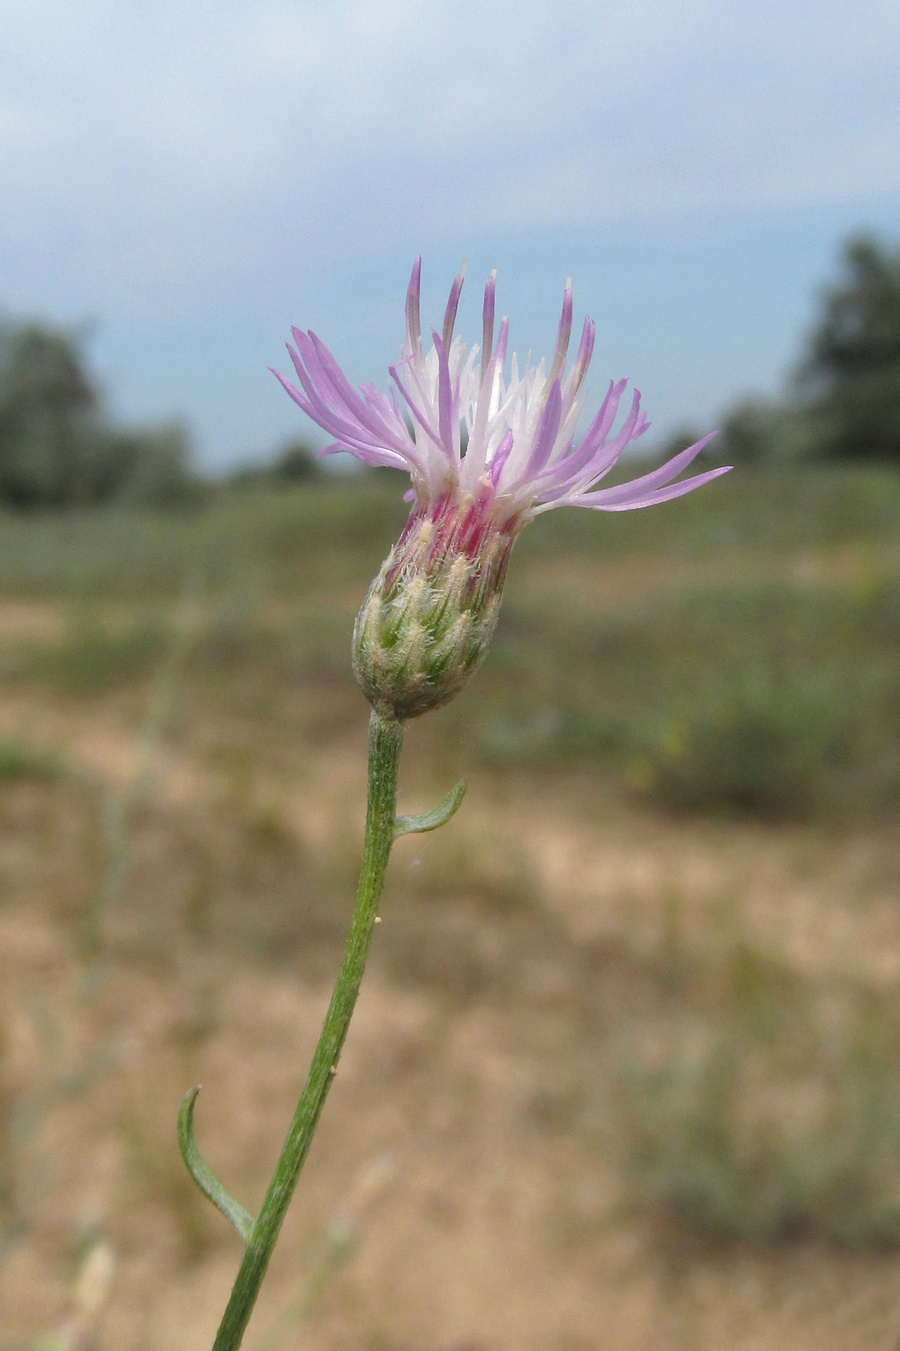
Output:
274,260,730,719
274,257,729,520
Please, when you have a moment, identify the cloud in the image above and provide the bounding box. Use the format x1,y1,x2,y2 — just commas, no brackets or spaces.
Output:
3,0,897,239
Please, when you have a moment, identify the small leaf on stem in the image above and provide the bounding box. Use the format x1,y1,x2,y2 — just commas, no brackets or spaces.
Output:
393,779,467,838
178,1087,255,1244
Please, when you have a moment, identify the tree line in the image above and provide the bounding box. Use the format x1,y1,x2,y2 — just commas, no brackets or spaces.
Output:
0,322,321,511
0,321,201,509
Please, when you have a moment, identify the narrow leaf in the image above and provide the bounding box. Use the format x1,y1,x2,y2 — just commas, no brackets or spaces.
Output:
178,1086,255,1244
393,779,466,838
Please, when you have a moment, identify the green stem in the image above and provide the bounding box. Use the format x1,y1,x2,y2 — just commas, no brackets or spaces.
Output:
211,709,404,1351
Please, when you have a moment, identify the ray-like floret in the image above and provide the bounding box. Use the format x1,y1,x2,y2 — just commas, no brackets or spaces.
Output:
273,259,730,520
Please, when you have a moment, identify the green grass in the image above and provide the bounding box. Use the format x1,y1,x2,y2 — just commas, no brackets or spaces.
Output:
0,478,409,602
470,574,900,818
615,940,900,1246
0,738,61,780
8,619,171,694
1,465,898,817
515,463,900,561
0,465,897,602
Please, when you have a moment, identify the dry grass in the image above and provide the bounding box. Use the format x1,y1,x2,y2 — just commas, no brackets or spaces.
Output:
0,472,899,1350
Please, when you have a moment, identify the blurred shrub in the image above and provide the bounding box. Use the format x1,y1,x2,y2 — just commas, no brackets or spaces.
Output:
478,708,627,765
474,575,900,820
9,618,170,694
89,423,200,507
718,400,781,464
0,477,406,600
797,235,900,463
0,318,199,509
616,944,900,1246
656,408,805,468
227,438,322,489
713,399,816,466
632,669,858,818
632,582,900,819
0,737,61,780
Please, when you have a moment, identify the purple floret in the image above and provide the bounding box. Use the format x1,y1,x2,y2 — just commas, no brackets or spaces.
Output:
273,259,730,517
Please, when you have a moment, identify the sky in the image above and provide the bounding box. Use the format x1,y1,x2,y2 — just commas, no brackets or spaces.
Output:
2,0,899,469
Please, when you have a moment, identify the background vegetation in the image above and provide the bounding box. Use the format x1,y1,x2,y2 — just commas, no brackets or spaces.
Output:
0,235,899,1349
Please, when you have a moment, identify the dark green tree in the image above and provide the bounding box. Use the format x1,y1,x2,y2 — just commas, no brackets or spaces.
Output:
0,318,197,508
799,236,900,462
0,322,100,507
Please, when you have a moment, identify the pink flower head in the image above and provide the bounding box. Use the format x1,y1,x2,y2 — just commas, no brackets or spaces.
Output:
274,260,730,720
273,258,729,526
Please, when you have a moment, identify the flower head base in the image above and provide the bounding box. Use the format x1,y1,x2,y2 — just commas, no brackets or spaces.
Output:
353,489,520,719
275,260,730,718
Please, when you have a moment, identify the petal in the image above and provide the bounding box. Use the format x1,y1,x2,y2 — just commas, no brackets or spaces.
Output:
489,429,514,485
561,316,596,415
406,257,423,360
536,384,640,501
389,363,446,454
481,270,496,382
543,281,573,395
275,334,421,473
441,262,466,350
584,431,720,506
573,464,732,511
512,378,564,485
431,330,455,453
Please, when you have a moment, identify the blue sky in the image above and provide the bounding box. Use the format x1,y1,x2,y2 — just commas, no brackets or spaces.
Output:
2,0,898,468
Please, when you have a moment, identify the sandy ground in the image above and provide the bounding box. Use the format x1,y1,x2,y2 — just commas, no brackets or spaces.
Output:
1,628,900,1351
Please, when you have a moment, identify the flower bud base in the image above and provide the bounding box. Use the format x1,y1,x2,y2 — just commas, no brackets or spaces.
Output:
353,491,523,720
